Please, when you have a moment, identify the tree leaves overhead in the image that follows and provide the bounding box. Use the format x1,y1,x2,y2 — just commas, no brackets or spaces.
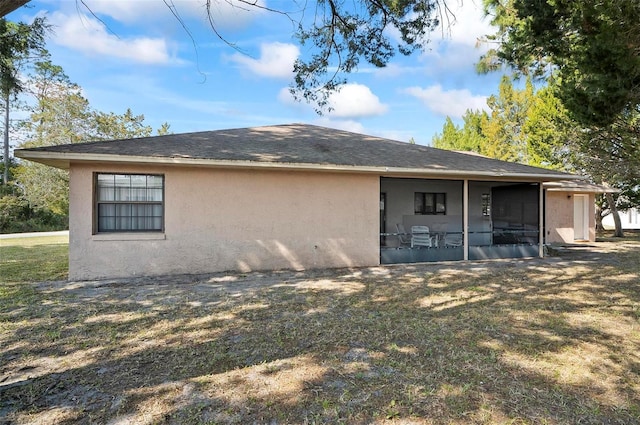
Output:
4,1,450,111
481,0,640,126
281,0,443,109
478,1,639,234
0,17,48,97
203,0,448,109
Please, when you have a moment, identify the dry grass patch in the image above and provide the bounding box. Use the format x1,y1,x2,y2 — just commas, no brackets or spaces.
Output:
1,234,640,424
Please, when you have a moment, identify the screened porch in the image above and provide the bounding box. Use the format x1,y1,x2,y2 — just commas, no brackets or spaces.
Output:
379,177,542,264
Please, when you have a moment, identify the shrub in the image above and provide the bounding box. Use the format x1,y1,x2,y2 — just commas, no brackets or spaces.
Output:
0,194,68,234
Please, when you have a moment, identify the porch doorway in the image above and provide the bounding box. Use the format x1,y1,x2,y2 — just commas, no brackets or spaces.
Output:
573,194,589,241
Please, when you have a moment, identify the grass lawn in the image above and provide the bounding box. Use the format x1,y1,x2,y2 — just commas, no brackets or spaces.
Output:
0,234,69,282
1,234,639,424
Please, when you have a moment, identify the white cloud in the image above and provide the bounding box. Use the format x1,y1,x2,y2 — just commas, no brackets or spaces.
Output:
314,117,366,134
436,0,494,48
277,87,297,106
278,83,388,119
413,1,496,76
326,84,388,118
76,0,171,23
372,63,416,78
79,0,265,30
50,12,176,65
354,2,495,80
231,42,299,78
403,84,487,117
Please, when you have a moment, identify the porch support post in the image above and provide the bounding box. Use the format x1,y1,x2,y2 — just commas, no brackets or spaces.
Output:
539,182,544,258
463,179,469,261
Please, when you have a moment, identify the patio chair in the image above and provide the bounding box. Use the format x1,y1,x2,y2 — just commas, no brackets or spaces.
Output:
443,232,463,247
431,222,448,246
396,223,411,246
411,225,434,248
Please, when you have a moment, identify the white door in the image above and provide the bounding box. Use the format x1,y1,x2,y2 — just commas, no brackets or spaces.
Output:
573,195,589,240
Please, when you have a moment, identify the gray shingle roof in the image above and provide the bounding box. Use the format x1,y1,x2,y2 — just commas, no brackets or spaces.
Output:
16,123,576,180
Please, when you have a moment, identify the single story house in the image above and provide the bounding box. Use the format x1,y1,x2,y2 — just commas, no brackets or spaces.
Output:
17,123,592,280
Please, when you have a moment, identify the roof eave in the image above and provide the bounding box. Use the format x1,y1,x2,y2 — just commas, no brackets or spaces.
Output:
14,150,579,182
544,184,619,193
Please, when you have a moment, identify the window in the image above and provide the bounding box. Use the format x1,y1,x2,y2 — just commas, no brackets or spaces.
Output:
414,192,446,215
482,193,491,216
95,173,164,232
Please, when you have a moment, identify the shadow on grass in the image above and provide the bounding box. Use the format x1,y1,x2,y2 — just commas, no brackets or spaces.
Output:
1,242,640,424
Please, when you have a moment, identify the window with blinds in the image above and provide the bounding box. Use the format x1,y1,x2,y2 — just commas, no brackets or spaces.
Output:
95,173,164,232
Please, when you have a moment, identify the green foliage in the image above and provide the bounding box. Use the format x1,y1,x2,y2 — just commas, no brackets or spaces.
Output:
156,122,172,136
0,160,66,233
0,156,18,183
14,59,168,220
569,112,640,212
432,112,488,153
0,23,170,232
21,59,92,147
93,108,152,140
1,16,48,185
432,77,541,164
14,164,68,214
433,73,639,235
477,0,640,230
0,17,48,96
16,60,89,216
481,0,640,127
432,117,459,149
482,76,534,162
522,85,568,170
458,109,488,153
0,193,67,233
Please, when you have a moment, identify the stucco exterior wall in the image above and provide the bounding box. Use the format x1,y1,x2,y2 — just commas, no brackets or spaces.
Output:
545,191,596,243
587,193,596,242
69,163,380,280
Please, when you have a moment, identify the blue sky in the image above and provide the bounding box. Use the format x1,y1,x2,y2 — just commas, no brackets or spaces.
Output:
8,0,504,146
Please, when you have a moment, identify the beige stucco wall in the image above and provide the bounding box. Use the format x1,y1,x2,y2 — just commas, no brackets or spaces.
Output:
69,163,380,280
545,191,596,243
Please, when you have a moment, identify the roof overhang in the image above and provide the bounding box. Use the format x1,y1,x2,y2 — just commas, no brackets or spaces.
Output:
543,180,618,193
15,150,581,182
